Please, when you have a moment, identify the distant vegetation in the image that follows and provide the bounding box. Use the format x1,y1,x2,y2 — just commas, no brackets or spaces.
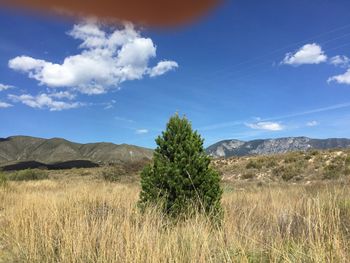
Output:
214,149,350,182
1,169,49,181
0,172,8,187
101,159,150,183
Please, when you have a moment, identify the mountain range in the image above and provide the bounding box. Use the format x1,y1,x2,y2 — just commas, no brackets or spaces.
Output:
206,137,350,158
0,136,153,170
1,135,350,170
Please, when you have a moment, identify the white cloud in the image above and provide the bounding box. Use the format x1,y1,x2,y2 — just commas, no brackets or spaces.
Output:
0,101,12,108
0,83,14,91
104,104,114,110
135,129,149,134
306,120,319,127
8,22,178,95
49,91,76,100
328,69,350,85
246,121,284,131
103,100,117,110
149,61,178,77
282,43,327,66
329,55,350,67
8,93,83,111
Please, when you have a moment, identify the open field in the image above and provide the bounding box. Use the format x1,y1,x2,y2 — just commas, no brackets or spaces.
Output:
1,173,350,262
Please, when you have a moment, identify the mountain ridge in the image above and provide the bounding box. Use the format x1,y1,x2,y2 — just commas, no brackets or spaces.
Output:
206,136,350,158
0,135,153,169
2,135,350,168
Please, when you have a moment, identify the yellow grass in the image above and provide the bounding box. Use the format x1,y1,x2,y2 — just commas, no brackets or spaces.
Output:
0,178,349,262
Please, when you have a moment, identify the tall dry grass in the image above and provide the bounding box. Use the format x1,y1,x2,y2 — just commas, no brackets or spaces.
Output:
0,179,349,262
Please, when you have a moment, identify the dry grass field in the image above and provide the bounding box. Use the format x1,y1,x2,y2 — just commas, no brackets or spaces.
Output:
1,172,349,262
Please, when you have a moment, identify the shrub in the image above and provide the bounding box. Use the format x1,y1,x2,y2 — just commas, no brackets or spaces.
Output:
8,169,49,181
241,171,255,179
266,159,278,168
345,156,350,166
102,166,127,182
0,172,8,187
272,165,300,181
245,159,263,170
323,156,345,179
139,114,223,218
284,152,302,164
323,164,342,179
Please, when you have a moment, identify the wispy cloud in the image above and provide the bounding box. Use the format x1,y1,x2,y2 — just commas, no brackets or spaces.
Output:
306,120,319,127
103,100,116,110
199,102,350,131
148,61,178,77
245,121,284,131
329,55,350,68
115,116,134,123
135,129,149,134
264,102,350,121
8,93,83,111
0,83,14,91
49,91,76,100
281,43,327,66
0,101,12,108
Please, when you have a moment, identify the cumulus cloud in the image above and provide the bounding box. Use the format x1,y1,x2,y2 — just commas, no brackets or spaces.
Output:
8,93,83,111
329,55,350,68
0,101,12,108
8,22,178,95
246,121,284,131
328,69,350,85
0,83,14,91
135,129,148,134
149,61,178,77
306,120,319,127
282,43,327,66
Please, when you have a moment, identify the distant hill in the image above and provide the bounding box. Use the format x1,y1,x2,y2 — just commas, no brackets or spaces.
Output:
0,136,153,170
212,148,350,182
206,137,350,158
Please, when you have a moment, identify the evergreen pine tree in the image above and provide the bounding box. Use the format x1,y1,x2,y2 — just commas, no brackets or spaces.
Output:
139,114,222,218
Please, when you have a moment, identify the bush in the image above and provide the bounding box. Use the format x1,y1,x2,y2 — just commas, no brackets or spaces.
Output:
273,165,300,181
139,114,223,218
284,152,302,164
323,164,342,179
323,156,345,179
245,159,263,170
102,166,127,182
8,169,49,181
0,172,8,187
345,156,350,166
266,159,278,168
241,171,255,179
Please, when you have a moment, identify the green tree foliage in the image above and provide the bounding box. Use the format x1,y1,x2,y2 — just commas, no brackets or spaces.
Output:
139,114,222,218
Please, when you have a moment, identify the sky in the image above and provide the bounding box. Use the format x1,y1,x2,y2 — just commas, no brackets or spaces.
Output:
1,0,350,148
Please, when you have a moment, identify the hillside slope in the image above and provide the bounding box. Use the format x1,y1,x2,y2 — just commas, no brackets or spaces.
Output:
0,136,153,168
212,149,350,182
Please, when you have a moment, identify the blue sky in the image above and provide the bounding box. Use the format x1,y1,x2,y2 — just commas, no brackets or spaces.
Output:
1,0,350,148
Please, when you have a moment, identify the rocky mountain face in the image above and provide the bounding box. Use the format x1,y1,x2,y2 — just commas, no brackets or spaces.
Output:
0,136,153,169
206,137,350,158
